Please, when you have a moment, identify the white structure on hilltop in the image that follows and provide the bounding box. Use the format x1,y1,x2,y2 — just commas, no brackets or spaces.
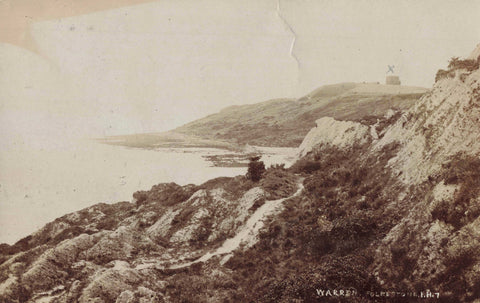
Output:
386,75,401,85
385,65,401,85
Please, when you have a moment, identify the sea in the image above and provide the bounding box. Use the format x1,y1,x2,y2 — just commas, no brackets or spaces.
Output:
0,139,296,244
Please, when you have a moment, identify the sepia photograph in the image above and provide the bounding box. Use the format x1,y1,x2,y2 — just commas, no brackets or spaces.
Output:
1,0,480,302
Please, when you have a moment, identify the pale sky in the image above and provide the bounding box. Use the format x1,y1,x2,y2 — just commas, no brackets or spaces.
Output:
1,0,479,142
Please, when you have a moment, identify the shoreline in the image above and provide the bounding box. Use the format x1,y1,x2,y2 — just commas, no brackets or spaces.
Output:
96,130,242,151
96,131,298,168
0,142,295,245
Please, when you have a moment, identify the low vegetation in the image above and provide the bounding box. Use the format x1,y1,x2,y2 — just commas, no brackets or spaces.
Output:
157,141,409,302
133,182,196,207
435,56,480,82
159,138,480,302
222,143,405,301
432,153,480,229
260,164,298,199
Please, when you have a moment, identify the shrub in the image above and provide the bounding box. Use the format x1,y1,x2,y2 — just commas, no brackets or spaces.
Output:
436,57,479,83
291,158,322,174
246,156,266,182
260,167,298,199
447,57,461,69
437,153,480,228
132,183,195,207
219,142,403,302
171,207,195,226
448,57,479,71
249,197,266,212
431,200,450,221
390,244,408,264
435,246,479,302
300,229,334,257
133,191,148,205
199,175,255,200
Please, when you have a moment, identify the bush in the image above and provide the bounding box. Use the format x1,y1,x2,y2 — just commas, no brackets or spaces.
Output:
291,159,322,174
189,218,213,247
300,229,334,257
133,191,148,205
132,183,195,207
436,153,480,228
435,57,479,83
448,57,479,71
435,69,453,82
246,156,266,182
260,167,298,199
434,246,479,302
199,175,254,200
431,200,450,221
219,142,403,301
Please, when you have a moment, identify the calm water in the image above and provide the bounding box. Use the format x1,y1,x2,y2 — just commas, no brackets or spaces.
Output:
0,140,295,244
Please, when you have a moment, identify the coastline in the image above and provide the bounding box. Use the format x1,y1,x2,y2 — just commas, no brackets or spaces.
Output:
97,131,298,168
97,131,240,151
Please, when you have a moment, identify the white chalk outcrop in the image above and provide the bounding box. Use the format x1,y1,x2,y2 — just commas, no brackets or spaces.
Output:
371,45,480,294
169,181,304,269
0,181,270,302
297,117,370,158
375,66,480,184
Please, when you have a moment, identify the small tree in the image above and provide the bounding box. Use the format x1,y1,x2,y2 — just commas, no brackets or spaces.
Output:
246,156,266,182
448,57,460,69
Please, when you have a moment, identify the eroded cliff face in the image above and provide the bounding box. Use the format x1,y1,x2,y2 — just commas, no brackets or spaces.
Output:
0,180,270,302
287,45,480,302
369,64,480,301
297,117,371,158
375,67,480,185
0,170,302,303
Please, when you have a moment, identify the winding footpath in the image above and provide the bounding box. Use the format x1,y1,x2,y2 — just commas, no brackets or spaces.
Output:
168,180,304,269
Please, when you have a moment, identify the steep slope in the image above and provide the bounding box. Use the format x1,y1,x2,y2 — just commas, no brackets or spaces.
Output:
174,83,427,147
368,46,480,301
273,46,480,302
0,171,300,302
375,67,480,184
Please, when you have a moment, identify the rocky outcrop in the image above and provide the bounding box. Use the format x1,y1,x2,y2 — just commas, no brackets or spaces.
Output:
0,175,290,302
297,117,371,158
367,48,480,301
375,67,480,184
287,45,480,302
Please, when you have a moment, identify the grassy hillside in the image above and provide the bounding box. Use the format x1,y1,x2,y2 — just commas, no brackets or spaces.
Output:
174,83,427,147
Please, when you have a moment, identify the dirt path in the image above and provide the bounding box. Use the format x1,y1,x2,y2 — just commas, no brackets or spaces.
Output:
168,180,304,269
